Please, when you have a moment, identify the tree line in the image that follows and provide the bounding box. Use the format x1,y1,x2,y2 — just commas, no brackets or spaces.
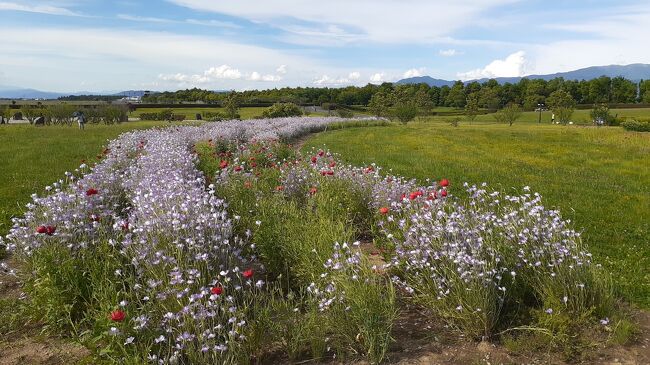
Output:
143,76,650,109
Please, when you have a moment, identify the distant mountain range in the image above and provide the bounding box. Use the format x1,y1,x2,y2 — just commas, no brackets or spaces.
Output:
397,63,650,87
0,87,151,100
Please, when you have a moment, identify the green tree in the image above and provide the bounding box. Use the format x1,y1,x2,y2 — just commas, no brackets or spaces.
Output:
393,101,417,124
610,76,636,103
223,92,241,119
590,103,612,126
547,89,576,125
494,103,522,126
368,91,391,118
640,80,650,103
445,81,466,107
465,93,480,124
261,102,303,118
415,88,434,115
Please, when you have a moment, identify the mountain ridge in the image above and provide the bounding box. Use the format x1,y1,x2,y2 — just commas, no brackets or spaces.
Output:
397,63,650,87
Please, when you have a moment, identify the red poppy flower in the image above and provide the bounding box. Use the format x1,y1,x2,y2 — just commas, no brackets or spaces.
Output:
110,309,126,322
86,188,98,196
318,150,325,157
311,156,318,163
441,190,448,197
219,160,229,169
243,269,254,279
244,181,252,188
36,225,48,234
409,192,419,200
309,187,318,195
439,179,449,187
326,170,334,176
121,222,129,231
234,166,243,172
329,161,336,168
275,185,284,191
211,286,223,295
90,214,101,222
45,226,56,235
379,207,389,215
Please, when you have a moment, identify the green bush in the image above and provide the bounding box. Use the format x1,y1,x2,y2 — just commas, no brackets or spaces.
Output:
621,119,650,132
392,102,417,124
336,108,354,118
261,103,303,118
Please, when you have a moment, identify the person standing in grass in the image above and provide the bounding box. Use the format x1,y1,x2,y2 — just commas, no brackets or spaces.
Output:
551,113,555,124
74,111,86,130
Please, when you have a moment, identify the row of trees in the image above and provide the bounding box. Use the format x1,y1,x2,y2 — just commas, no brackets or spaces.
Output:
143,76,650,109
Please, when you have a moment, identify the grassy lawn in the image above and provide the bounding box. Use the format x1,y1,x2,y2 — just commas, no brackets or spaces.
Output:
0,121,171,234
303,120,650,307
131,106,329,120
432,108,650,125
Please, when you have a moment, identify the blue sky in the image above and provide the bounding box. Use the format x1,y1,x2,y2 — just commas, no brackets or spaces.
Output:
0,0,648,92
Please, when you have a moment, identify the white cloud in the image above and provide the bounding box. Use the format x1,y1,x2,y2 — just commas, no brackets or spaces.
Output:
167,0,517,44
247,71,282,82
276,65,287,74
118,14,172,23
369,73,385,84
403,68,425,78
204,65,242,80
313,75,350,86
0,26,324,90
185,18,240,28
348,71,360,80
457,51,527,80
0,2,82,16
528,7,650,74
439,49,459,56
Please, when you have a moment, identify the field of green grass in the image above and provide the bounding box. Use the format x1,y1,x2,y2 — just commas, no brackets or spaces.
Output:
431,108,650,125
131,106,329,120
0,121,172,235
304,120,650,307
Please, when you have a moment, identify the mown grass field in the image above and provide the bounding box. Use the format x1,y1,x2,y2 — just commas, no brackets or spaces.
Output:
131,106,329,120
0,121,172,235
304,120,650,307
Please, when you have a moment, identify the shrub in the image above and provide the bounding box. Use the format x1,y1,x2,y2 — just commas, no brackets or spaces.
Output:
621,119,650,132
494,103,522,126
261,103,303,118
393,102,417,124
336,108,354,118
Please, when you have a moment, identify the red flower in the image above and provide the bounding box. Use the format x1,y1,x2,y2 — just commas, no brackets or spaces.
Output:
211,286,223,295
86,188,98,196
311,156,318,163
250,162,257,168
45,226,56,235
409,192,419,200
379,207,389,215
219,160,229,169
110,309,126,322
244,181,252,188
318,150,325,157
121,222,129,231
243,269,254,279
90,214,101,222
329,161,336,168
309,187,318,195
275,185,284,191
234,166,243,172
36,225,48,234
439,179,449,187
441,190,448,197
326,170,334,176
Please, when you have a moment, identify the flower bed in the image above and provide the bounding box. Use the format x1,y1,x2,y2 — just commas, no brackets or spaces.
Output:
3,117,626,363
